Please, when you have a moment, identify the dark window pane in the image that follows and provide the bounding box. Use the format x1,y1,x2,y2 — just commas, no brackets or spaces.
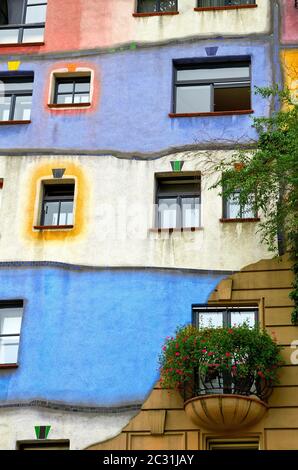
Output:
197,1,255,6
138,1,158,12
14,95,32,120
159,1,177,11
44,184,74,197
214,86,251,111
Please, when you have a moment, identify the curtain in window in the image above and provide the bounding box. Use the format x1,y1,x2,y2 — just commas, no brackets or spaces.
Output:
0,0,8,25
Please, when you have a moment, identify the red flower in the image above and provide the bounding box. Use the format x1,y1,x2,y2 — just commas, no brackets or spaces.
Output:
162,346,167,351
208,352,214,356
225,352,232,357
228,329,234,334
202,349,207,353
175,343,179,349
175,352,180,357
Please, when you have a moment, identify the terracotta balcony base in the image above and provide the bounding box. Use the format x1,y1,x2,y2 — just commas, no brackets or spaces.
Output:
185,394,268,431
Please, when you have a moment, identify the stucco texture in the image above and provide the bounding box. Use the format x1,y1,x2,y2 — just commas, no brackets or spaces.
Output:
0,265,223,406
0,153,271,270
0,0,271,55
281,0,298,44
0,41,272,153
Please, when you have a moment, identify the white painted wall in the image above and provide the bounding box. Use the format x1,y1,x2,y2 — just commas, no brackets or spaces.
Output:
0,407,135,450
0,152,271,271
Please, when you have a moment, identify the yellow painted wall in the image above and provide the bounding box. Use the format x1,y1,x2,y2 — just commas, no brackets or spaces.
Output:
281,50,298,105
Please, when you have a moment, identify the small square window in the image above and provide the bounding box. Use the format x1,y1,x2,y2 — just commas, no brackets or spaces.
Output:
223,189,257,219
156,173,201,229
0,300,23,365
137,1,177,13
173,60,251,114
0,74,33,122
40,183,75,227
53,76,91,106
192,305,258,329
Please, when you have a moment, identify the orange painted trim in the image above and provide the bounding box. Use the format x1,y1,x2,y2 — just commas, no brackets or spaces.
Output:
48,103,91,109
194,4,258,12
0,363,18,369
133,11,179,17
0,120,31,125
34,225,74,230
150,227,203,233
0,42,44,48
220,218,260,223
169,110,254,118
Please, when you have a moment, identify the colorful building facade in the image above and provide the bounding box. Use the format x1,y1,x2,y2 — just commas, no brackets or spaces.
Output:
0,0,297,450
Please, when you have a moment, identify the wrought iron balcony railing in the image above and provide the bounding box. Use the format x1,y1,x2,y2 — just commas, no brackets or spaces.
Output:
197,0,256,7
181,368,272,402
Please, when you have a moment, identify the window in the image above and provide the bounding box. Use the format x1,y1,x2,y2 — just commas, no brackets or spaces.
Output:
223,190,257,219
192,305,258,329
197,1,256,7
156,174,201,229
0,75,33,122
0,0,47,45
137,0,177,13
173,60,251,114
18,440,70,450
41,183,74,227
207,439,259,450
53,76,91,105
0,300,23,365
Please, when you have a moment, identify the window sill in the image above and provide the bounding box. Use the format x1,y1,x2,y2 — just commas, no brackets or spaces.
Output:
0,42,44,47
220,218,260,223
34,225,74,231
150,227,203,233
0,363,18,369
0,120,31,125
48,103,91,109
194,5,257,12
169,110,254,118
133,11,179,17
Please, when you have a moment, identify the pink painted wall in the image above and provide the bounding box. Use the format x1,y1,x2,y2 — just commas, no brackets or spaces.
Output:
0,0,135,55
281,0,298,44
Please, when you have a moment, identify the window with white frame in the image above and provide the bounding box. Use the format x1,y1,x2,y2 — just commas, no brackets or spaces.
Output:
192,305,258,329
0,0,47,44
0,300,23,365
0,74,33,122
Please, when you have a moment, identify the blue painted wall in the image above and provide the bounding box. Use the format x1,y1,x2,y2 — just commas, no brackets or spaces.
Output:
0,40,273,153
0,265,224,406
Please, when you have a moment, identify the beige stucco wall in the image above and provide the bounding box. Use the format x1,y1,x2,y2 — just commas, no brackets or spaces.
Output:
0,152,271,271
130,0,271,44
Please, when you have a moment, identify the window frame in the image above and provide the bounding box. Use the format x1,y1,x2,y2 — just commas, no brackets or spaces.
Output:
192,305,259,329
0,74,33,122
207,438,260,450
155,173,201,229
222,188,258,220
40,183,75,227
172,59,251,115
0,300,23,366
196,0,256,8
18,440,70,450
137,0,178,14
0,0,47,45
53,76,91,106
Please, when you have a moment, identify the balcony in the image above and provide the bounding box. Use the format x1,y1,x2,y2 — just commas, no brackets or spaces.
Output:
183,369,270,431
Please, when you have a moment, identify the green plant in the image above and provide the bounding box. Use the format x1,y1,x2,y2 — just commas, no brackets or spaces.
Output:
208,86,298,324
159,324,284,394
